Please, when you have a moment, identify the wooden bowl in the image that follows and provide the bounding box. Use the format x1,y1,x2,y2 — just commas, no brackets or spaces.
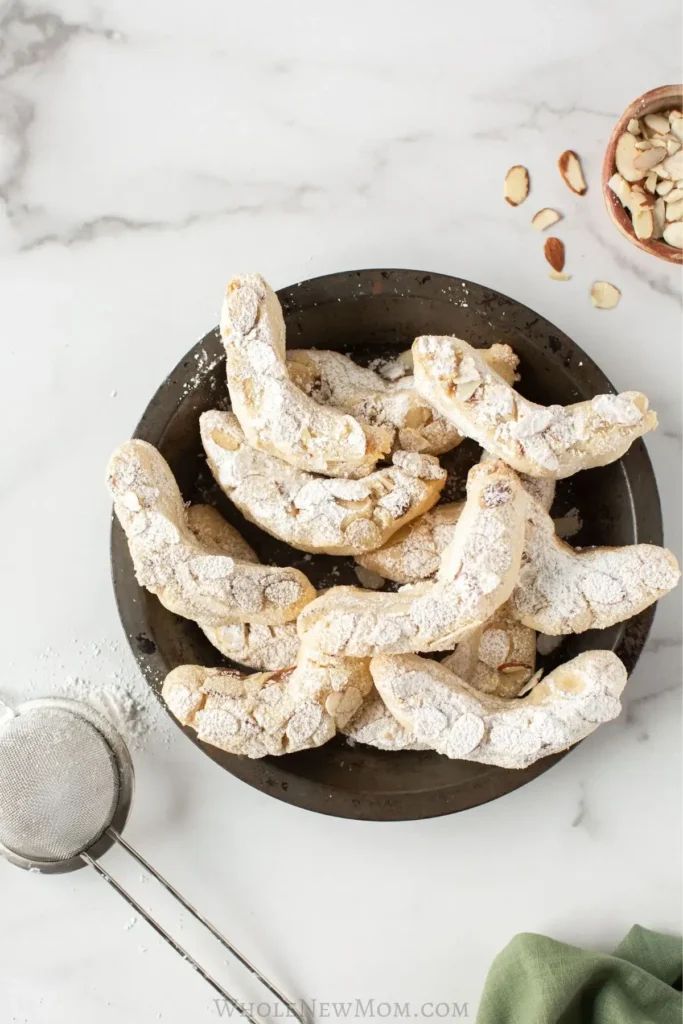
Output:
602,85,683,265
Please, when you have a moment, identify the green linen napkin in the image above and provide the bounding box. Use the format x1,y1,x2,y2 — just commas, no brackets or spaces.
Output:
476,925,682,1024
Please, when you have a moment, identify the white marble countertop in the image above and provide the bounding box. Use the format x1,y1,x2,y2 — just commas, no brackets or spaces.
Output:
1,2,681,1021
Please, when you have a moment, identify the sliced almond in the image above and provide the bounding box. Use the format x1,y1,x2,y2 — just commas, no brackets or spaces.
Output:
543,237,565,272
664,188,683,203
632,207,654,240
629,189,654,210
656,179,674,195
666,199,683,221
608,172,631,206
591,281,621,309
634,139,653,151
644,112,671,135
558,150,587,195
650,138,667,149
666,138,682,155
627,118,641,134
457,379,483,400
661,150,683,179
670,115,683,142
645,171,658,194
653,197,666,239
663,221,683,247
633,147,666,171
531,207,562,231
548,271,571,281
504,165,529,206
615,132,643,182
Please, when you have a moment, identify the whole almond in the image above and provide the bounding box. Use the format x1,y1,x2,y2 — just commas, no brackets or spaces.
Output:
544,237,565,272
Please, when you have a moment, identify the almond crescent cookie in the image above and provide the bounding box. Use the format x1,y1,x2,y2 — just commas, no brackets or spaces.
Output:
297,460,527,656
371,649,628,769
413,335,657,479
356,459,554,587
107,440,315,627
162,649,372,757
287,344,519,456
222,274,392,478
287,649,373,729
342,688,429,751
356,502,465,585
200,410,446,556
441,601,536,698
186,504,259,563
186,504,300,671
511,495,681,634
162,664,335,757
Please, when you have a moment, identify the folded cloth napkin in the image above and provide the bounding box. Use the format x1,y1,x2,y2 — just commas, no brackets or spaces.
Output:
476,925,682,1024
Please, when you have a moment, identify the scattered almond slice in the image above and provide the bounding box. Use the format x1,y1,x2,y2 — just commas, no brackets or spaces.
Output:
653,197,666,239
531,207,562,231
633,147,666,171
548,271,571,281
504,165,529,206
615,132,643,182
558,150,587,195
635,139,653,151
650,138,668,149
591,282,621,309
664,188,683,203
543,237,565,272
632,207,654,240
627,118,641,134
663,221,683,247
667,138,682,156
656,179,674,195
666,199,683,221
644,112,671,135
645,172,658,194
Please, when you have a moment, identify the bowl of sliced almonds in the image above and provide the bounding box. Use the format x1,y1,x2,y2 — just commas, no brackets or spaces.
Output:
602,85,683,264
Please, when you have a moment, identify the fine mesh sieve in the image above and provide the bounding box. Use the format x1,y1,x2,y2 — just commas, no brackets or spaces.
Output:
0,698,303,1024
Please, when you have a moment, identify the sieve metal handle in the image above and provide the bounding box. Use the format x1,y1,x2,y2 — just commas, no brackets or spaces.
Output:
82,829,304,1024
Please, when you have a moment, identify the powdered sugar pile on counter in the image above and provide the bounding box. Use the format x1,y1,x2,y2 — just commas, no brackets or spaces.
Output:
2,637,171,751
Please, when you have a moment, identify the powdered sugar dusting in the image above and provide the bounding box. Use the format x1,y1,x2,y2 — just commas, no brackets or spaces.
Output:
512,496,680,634
201,410,445,556
371,649,628,769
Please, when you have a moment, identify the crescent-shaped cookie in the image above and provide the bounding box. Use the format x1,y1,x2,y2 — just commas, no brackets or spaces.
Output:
287,344,519,456
355,502,465,585
200,410,446,556
441,600,536,697
297,460,527,656
186,504,300,671
356,457,555,586
371,649,628,769
511,495,681,633
413,335,657,479
342,688,429,751
107,440,315,627
162,649,372,757
221,274,392,477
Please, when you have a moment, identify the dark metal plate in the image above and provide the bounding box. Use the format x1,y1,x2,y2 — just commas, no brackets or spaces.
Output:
110,269,661,820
